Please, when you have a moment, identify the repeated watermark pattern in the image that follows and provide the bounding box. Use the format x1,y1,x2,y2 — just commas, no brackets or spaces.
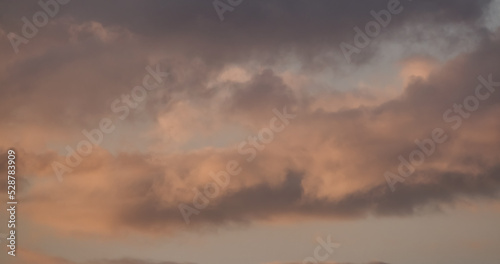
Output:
7,0,71,53
213,0,244,21
51,64,169,182
339,0,410,63
302,235,340,264
385,74,500,191
178,106,296,224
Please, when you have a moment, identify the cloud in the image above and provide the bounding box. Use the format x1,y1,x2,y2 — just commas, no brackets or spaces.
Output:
1,33,497,238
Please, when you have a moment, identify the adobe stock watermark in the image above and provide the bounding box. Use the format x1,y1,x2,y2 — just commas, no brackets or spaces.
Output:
302,235,340,264
385,74,499,191
7,0,71,54
212,0,244,21
340,0,410,64
51,64,169,182
178,106,296,224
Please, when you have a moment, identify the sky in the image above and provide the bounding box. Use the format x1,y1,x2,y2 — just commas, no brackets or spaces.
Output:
0,0,500,264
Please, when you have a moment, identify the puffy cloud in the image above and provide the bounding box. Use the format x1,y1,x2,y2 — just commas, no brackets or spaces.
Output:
0,33,496,238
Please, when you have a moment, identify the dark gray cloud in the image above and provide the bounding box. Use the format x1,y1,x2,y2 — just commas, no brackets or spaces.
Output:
0,0,496,139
